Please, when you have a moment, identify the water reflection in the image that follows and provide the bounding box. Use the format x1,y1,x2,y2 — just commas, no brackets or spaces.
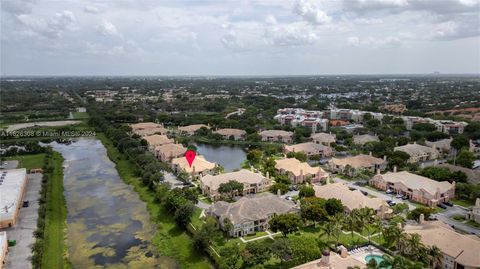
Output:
194,143,247,172
50,139,179,268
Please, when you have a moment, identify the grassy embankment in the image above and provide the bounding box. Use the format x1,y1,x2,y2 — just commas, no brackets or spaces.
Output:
96,133,211,269
5,153,46,170
41,151,70,269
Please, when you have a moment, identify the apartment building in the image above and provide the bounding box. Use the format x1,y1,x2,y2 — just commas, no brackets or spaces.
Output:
177,124,210,136
274,108,328,133
370,171,455,206
154,143,187,163
284,142,333,157
210,194,299,237
214,128,247,140
328,154,386,176
143,134,174,152
275,158,329,184
171,155,216,180
0,169,28,228
200,169,271,201
310,132,336,146
259,130,294,143
394,143,440,163
330,109,384,123
352,134,379,146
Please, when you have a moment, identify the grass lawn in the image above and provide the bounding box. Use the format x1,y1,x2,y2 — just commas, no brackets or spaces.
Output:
299,225,368,248
242,231,269,241
198,195,213,205
452,215,466,221
191,207,205,230
451,198,475,208
97,133,211,269
466,220,480,228
5,153,46,170
42,151,71,269
72,112,89,119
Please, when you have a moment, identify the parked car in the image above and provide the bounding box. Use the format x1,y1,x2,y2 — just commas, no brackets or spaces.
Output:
361,190,368,196
285,196,292,201
437,203,448,209
386,189,393,194
23,200,29,207
402,195,408,200
428,215,438,221
349,187,357,191
395,194,403,199
444,201,453,207
354,181,367,186
387,200,396,206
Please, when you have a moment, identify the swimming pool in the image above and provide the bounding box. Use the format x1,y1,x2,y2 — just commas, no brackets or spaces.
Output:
365,254,391,268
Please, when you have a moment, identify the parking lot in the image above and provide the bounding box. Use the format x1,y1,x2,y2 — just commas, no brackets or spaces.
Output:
3,173,42,269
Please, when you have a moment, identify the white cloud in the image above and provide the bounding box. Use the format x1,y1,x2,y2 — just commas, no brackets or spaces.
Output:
16,10,76,39
265,22,319,46
96,20,120,37
347,35,403,48
293,0,332,25
221,31,245,51
83,5,100,14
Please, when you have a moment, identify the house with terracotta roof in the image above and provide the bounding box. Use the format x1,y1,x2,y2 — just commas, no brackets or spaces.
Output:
171,155,216,179
214,128,246,140
143,134,174,151
284,142,333,158
154,143,187,163
259,130,293,143
293,249,364,269
313,182,392,218
275,158,329,184
404,221,480,269
210,194,298,237
130,122,168,136
310,132,336,146
370,171,455,206
328,154,386,176
177,124,210,136
394,143,440,163
425,138,452,154
200,169,271,201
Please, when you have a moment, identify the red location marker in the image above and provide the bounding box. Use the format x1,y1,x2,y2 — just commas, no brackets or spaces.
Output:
185,149,196,167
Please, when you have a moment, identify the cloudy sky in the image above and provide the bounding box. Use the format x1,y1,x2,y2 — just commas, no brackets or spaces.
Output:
1,0,479,75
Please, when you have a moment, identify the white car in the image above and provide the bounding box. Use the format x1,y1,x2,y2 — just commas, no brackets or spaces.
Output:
395,194,403,199
386,189,393,194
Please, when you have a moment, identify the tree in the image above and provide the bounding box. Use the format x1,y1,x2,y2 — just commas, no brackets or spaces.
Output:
269,213,302,237
388,151,410,169
247,149,263,164
299,185,315,198
271,238,292,265
219,244,241,269
408,206,435,221
270,182,289,195
286,151,308,162
300,197,328,225
324,198,344,216
343,212,358,242
288,235,322,264
451,135,470,151
428,245,442,269
382,223,404,249
218,180,244,199
456,149,475,168
174,201,195,227
320,216,342,247
193,217,221,252
391,203,409,215
242,241,272,267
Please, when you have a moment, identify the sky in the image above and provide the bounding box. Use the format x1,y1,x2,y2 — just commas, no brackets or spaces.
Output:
1,0,479,76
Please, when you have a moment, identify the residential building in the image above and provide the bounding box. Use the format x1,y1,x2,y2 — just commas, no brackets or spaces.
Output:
294,118,329,133
171,155,216,179
467,198,480,224
313,182,391,218
0,231,6,269
328,154,386,176
134,127,168,137
293,249,365,269
370,171,455,206
311,132,336,146
425,138,452,154
383,104,407,114
177,124,209,136
200,169,271,201
275,158,329,184
353,134,379,146
404,221,480,269
0,168,28,228
401,116,467,134
330,109,384,123
274,108,328,133
130,122,163,132
210,194,298,237
154,143,187,163
259,130,293,143
394,143,440,163
284,142,333,157
143,134,174,151
214,128,246,140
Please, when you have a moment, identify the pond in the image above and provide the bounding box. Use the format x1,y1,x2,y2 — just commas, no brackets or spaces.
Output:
50,138,179,268
194,142,247,172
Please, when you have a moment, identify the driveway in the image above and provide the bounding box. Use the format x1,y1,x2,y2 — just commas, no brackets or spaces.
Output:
436,205,480,236
3,173,42,269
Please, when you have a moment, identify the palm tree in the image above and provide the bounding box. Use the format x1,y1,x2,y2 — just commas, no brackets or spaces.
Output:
428,245,442,269
343,212,358,242
320,216,342,247
381,224,403,249
365,218,381,244
331,214,343,247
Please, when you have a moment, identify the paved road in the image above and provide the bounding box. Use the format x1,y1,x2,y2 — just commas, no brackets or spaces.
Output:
3,173,42,269
163,171,185,188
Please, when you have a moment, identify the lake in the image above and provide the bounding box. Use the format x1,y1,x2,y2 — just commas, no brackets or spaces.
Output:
194,142,247,172
50,139,179,268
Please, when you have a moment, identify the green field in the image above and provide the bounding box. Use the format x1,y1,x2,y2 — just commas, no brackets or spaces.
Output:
97,133,211,269
5,153,46,170
42,152,71,269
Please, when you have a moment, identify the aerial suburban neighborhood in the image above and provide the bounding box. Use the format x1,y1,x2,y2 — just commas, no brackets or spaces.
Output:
1,0,479,269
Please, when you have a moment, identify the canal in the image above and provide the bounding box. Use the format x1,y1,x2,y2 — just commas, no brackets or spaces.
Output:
194,142,247,172
51,138,179,268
